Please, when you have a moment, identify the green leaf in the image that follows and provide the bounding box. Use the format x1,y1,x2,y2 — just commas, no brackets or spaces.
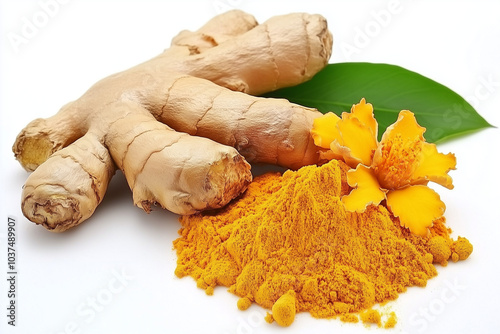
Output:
263,62,493,143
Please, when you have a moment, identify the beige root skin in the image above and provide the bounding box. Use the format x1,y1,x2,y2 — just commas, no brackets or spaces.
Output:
21,134,115,232
176,12,332,94
13,102,85,172
13,10,333,231
152,76,322,169
105,101,251,215
171,10,259,55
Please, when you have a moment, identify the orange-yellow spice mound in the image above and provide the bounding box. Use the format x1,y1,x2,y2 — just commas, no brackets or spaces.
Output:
173,159,472,326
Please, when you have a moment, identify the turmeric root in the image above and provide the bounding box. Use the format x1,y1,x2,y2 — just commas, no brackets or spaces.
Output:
13,10,332,232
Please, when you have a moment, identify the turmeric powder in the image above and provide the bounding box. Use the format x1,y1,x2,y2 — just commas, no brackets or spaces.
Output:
428,236,452,266
360,309,382,327
237,297,252,311
271,290,296,327
384,312,398,329
452,236,473,262
173,159,472,326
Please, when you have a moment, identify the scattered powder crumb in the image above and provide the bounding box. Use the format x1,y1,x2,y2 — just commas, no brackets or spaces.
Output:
451,237,473,262
237,297,252,311
271,290,296,327
205,286,214,296
384,311,397,329
360,309,381,327
264,312,274,324
340,313,359,323
428,236,451,266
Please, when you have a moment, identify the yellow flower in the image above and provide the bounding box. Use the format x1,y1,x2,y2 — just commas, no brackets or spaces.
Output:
311,99,456,236
311,98,378,167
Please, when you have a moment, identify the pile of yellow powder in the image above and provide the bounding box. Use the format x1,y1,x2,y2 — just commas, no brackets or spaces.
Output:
173,159,472,327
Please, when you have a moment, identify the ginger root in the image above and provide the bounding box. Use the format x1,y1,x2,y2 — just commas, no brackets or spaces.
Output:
13,10,332,232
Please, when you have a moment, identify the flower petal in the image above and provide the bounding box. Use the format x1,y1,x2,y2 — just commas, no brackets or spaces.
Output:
411,142,456,189
372,110,425,189
347,98,378,138
333,116,378,167
311,112,341,149
318,149,344,162
342,165,386,212
386,185,445,236
380,110,426,143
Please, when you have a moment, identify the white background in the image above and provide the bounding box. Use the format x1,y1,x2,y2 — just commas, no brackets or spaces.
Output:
1,1,500,333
